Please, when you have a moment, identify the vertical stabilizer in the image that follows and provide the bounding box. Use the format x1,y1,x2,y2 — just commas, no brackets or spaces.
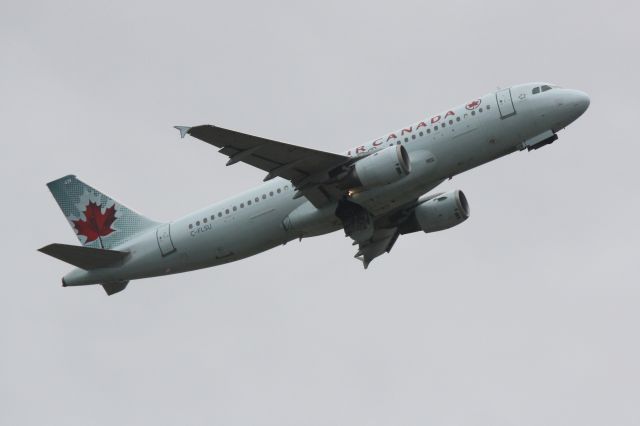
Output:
47,175,159,249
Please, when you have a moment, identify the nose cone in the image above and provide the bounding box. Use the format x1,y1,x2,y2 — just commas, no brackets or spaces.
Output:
561,90,591,121
569,89,590,117
554,89,589,129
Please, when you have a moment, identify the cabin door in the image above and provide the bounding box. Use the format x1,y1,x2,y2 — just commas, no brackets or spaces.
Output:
156,223,176,256
496,88,516,118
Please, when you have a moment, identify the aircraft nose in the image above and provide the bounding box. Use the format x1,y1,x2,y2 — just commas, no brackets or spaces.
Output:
570,89,590,115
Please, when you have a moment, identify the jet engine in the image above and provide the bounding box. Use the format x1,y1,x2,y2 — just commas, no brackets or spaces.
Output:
350,145,411,188
414,190,470,233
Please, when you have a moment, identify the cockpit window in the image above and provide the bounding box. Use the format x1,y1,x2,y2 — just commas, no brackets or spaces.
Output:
541,85,552,92
532,87,540,94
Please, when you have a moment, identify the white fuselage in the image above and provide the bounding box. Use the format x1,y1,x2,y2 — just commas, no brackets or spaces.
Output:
63,83,589,286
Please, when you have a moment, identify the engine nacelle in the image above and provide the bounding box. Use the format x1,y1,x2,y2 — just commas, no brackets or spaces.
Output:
351,145,411,188
414,190,470,233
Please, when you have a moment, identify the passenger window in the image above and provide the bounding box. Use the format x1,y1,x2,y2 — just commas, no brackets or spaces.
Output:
427,129,431,134
434,126,438,131
255,197,259,202
203,218,207,223
456,117,461,122
542,85,552,92
479,108,483,113
486,104,491,110
210,215,214,220
248,200,252,205
225,209,229,214
196,221,200,226
449,120,453,124
218,212,222,217
532,87,540,94
189,224,193,229
471,110,476,116
419,131,424,136
277,188,281,194
269,191,274,197
233,206,237,211
412,134,416,139
442,123,446,128
262,194,266,199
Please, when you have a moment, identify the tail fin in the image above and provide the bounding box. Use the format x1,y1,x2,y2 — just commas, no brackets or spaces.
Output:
47,175,158,249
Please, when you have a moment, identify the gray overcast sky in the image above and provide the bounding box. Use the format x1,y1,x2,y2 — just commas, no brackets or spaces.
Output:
2,0,639,425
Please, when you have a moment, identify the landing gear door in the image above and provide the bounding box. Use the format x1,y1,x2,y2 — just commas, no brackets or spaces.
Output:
156,223,176,256
496,88,516,119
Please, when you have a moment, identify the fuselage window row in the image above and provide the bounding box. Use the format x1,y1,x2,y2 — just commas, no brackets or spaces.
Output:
188,186,289,230
386,103,494,149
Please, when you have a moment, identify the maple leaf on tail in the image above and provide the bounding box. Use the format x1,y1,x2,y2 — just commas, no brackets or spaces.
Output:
72,201,117,246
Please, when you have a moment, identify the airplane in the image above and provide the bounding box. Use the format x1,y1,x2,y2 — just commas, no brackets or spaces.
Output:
39,82,589,295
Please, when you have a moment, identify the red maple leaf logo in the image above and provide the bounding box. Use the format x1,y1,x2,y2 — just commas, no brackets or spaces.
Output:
466,99,481,110
72,201,117,245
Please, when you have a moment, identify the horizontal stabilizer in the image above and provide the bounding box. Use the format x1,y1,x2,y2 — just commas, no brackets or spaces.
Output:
39,243,129,270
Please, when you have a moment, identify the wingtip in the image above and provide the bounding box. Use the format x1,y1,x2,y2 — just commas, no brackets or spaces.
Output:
174,126,191,139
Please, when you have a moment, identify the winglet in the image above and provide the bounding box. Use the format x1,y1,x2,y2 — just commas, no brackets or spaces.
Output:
174,126,191,139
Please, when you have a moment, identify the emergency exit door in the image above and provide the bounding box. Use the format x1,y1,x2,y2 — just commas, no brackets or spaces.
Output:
496,88,516,118
156,223,176,256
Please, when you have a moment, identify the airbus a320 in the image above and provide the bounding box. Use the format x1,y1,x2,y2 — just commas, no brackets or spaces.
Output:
39,83,589,295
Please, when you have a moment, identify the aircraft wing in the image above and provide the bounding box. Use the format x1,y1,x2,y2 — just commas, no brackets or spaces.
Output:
176,125,352,207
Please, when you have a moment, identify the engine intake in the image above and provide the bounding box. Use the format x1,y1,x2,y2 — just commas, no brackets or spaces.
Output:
350,145,411,188
414,190,470,233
